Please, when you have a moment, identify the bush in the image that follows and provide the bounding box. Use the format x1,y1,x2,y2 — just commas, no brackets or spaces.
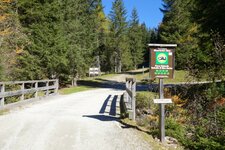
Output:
165,117,186,144
136,93,149,109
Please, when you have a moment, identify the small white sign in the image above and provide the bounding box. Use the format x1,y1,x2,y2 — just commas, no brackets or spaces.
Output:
153,99,172,104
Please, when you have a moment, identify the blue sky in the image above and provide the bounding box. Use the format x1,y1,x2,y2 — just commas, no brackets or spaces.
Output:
102,0,164,29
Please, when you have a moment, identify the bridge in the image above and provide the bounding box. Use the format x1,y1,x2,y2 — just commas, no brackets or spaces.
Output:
0,79,152,150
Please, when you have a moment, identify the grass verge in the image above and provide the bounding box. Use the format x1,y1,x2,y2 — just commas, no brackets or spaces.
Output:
0,109,9,115
135,70,198,84
59,86,96,95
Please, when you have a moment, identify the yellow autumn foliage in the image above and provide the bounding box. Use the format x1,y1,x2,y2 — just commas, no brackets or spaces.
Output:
0,15,7,22
147,115,158,122
16,46,24,54
172,95,185,106
0,28,12,36
1,0,13,3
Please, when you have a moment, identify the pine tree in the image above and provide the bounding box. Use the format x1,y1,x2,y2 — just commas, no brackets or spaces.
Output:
128,8,144,69
17,0,68,80
108,0,130,73
63,0,100,85
93,1,111,72
159,0,199,70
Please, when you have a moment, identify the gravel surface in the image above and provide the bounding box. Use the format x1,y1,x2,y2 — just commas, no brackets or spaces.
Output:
0,88,152,150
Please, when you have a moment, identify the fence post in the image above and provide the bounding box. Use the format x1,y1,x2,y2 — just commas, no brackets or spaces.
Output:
54,79,59,94
0,84,5,107
132,80,136,121
125,78,136,121
128,81,131,107
46,81,49,96
20,83,25,101
35,82,38,98
125,80,128,103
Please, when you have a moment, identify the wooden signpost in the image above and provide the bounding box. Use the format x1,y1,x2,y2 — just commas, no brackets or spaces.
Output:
148,44,177,143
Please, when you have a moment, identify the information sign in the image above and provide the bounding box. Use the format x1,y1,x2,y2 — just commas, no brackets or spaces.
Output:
150,48,175,79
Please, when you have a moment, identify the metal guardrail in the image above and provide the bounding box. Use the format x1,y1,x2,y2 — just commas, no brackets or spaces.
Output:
0,79,59,108
124,78,136,121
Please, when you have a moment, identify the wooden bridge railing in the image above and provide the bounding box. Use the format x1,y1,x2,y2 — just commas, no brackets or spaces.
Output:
124,78,136,121
0,79,58,109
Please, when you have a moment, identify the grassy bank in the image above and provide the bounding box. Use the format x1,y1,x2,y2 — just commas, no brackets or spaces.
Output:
59,86,96,95
134,70,197,84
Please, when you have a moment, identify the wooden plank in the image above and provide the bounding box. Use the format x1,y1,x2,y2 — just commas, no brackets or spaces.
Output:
0,79,58,109
0,79,57,85
0,85,57,98
148,44,177,47
126,87,133,97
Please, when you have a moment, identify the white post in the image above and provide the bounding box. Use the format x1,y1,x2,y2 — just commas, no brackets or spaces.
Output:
125,80,128,103
20,83,25,101
142,66,144,75
132,81,136,121
46,81,49,96
35,82,38,98
54,79,59,94
159,78,165,143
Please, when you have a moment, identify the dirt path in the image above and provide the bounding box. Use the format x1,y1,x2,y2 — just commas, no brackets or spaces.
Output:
0,89,152,150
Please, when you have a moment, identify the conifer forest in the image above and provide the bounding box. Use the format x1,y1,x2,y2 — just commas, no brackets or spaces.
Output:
0,0,225,149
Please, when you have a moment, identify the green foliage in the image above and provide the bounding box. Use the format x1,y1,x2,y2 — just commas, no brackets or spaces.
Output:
18,0,68,80
128,8,144,69
159,0,225,80
136,82,225,149
136,93,150,110
159,0,199,70
108,0,130,73
1,0,153,82
165,118,186,143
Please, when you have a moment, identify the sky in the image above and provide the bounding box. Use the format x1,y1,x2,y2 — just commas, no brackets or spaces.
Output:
102,0,164,29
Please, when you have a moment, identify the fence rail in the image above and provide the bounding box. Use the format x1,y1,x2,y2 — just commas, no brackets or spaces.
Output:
0,79,58,108
124,78,136,121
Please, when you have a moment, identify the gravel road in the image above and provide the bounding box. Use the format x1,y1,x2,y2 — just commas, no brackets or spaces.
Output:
0,88,152,150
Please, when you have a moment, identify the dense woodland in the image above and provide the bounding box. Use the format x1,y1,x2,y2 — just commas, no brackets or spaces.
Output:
0,0,154,83
0,0,225,149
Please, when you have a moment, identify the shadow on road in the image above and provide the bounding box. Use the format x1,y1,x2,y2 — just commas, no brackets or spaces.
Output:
83,94,155,137
109,95,118,116
99,95,111,114
83,94,120,122
83,115,119,122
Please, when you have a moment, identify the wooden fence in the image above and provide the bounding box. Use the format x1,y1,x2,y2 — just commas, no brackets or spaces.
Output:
124,78,136,121
0,79,58,109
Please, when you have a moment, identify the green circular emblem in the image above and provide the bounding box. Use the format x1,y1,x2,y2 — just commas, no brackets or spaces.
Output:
157,53,167,64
